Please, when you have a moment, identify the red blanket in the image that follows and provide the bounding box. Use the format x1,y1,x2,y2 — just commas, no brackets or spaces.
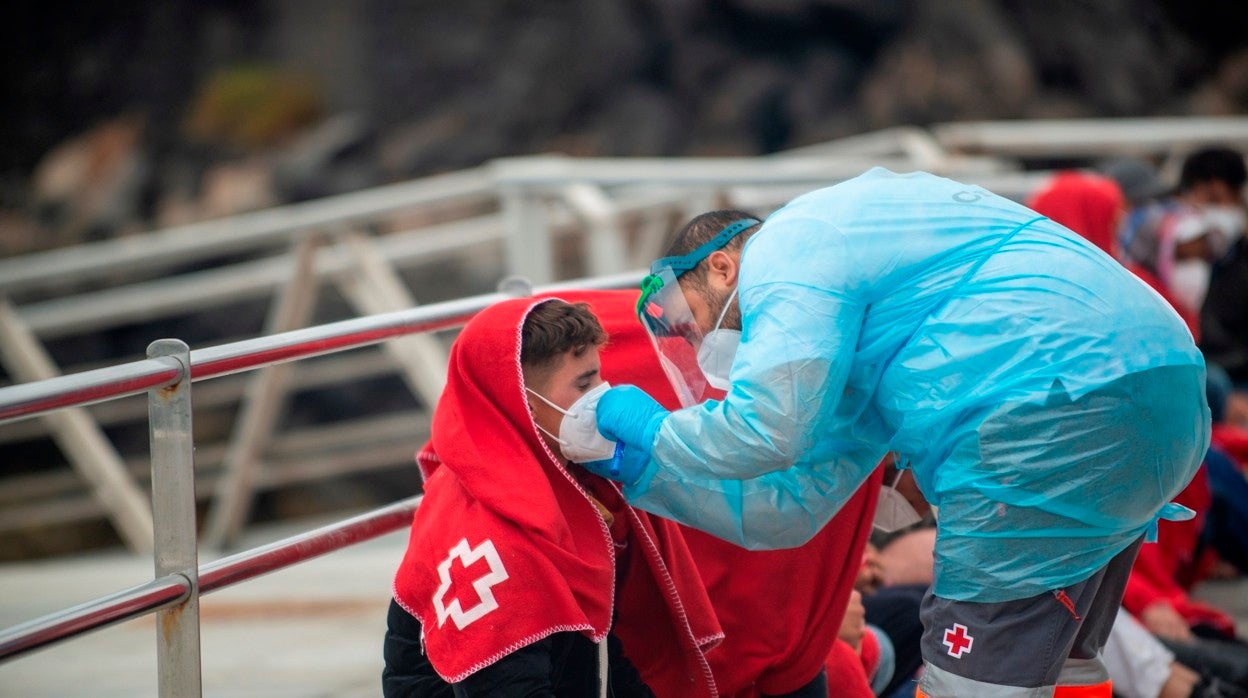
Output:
553,289,883,696
393,297,721,694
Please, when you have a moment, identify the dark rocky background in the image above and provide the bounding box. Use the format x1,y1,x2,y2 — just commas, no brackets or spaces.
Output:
2,0,1247,254
1,0,1247,557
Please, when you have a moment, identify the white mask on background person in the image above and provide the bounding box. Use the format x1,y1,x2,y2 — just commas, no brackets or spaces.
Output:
1169,258,1212,315
526,381,618,463
1203,205,1246,242
1203,205,1246,258
696,289,741,391
874,466,924,533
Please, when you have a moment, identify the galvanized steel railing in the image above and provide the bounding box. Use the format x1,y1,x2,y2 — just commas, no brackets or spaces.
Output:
0,271,642,696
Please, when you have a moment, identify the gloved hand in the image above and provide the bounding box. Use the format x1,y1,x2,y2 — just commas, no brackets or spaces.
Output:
587,385,669,486
580,443,628,482
596,385,668,445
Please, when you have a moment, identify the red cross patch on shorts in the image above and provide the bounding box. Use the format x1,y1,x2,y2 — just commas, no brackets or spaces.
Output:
942,623,974,659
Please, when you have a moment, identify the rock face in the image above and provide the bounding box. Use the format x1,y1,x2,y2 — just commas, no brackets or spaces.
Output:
2,0,1245,558
4,0,1247,248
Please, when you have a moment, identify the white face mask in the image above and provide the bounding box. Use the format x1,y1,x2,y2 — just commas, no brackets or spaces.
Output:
1203,205,1246,243
1169,258,1211,314
874,467,924,533
696,289,741,392
526,382,618,463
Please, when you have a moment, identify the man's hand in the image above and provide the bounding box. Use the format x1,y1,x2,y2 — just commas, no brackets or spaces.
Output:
839,590,866,652
1140,601,1194,642
590,385,668,486
596,385,667,445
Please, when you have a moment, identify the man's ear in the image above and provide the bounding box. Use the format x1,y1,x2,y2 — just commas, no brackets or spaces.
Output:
705,249,739,288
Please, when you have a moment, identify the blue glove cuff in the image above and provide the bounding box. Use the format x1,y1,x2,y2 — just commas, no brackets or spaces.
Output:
621,454,660,498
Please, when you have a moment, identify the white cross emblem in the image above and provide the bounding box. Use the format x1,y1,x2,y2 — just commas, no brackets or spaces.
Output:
432,538,510,630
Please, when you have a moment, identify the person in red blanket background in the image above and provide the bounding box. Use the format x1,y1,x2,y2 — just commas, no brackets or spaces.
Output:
383,297,723,697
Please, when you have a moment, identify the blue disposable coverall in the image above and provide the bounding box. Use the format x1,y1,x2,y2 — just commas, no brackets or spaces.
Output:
625,168,1211,603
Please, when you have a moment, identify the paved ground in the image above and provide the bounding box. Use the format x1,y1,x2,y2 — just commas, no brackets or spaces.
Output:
0,514,405,698
1,515,1245,697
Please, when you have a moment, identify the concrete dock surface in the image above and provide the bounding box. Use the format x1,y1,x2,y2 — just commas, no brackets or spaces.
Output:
1,512,1246,697
0,513,406,698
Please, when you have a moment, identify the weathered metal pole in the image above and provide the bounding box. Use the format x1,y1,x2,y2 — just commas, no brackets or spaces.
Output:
147,339,202,697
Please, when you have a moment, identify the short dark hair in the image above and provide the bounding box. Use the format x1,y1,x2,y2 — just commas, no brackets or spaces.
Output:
1179,147,1247,192
663,209,762,288
521,300,607,382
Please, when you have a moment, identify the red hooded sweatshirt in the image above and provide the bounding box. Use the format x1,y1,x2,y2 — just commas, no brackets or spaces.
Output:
392,297,722,695
550,289,882,697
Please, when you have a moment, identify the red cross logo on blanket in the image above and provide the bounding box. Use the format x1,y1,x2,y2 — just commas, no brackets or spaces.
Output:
433,538,510,630
942,623,974,658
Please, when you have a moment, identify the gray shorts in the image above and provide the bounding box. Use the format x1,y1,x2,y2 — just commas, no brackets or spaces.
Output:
917,536,1143,697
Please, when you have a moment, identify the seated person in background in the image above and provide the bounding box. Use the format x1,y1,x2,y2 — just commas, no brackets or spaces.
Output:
852,467,933,698
1032,169,1248,696
1201,443,1248,578
382,297,722,697
1202,218,1248,421
829,587,885,697
1099,156,1248,427
1122,450,1248,694
551,288,882,698
1114,147,1246,315
1026,168,1198,337
1101,607,1247,698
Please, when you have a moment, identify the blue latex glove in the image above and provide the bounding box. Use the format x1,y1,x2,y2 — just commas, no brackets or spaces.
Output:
587,385,668,486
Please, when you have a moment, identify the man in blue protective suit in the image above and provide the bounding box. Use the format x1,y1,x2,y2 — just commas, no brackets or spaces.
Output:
588,168,1212,698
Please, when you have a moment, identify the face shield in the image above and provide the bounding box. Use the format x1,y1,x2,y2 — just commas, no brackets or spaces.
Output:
636,218,758,407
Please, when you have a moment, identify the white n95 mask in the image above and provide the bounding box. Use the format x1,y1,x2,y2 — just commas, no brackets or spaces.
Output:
1204,205,1246,243
696,289,741,391
526,382,619,463
1169,259,1211,314
874,466,924,533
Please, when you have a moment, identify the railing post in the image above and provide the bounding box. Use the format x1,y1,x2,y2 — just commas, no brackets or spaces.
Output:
146,338,202,697
501,185,554,284
561,182,628,277
204,236,322,550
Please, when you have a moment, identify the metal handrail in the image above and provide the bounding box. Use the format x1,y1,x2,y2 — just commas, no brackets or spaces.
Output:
0,575,190,662
0,357,184,423
0,496,422,663
0,270,645,425
0,167,495,295
197,495,421,595
932,116,1248,156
